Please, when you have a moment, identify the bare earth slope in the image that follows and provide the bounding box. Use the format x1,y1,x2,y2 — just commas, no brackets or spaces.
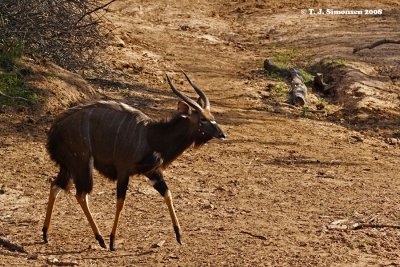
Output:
1,1,399,266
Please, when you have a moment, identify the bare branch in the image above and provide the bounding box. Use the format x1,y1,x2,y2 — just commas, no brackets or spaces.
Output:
0,0,115,70
0,236,27,253
351,223,400,230
75,0,118,26
240,230,268,240
353,39,400,54
0,90,30,102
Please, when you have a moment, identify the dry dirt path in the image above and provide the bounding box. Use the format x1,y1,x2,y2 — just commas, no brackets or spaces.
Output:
1,1,400,266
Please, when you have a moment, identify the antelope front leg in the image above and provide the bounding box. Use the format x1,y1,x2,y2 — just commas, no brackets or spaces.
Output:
164,189,182,244
76,192,107,249
110,175,129,251
147,171,183,245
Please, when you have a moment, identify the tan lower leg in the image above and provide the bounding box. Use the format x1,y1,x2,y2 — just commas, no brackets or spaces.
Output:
111,198,125,238
76,193,106,248
76,193,102,237
43,185,61,240
164,190,180,229
109,198,125,251
164,190,182,244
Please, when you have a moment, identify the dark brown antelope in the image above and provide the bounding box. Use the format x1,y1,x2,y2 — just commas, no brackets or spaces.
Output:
42,72,225,250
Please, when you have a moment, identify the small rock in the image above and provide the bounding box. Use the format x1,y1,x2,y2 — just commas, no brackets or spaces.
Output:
350,135,363,142
47,258,78,266
114,36,126,47
202,203,214,210
385,138,399,146
298,241,307,247
225,208,236,214
317,171,335,179
151,240,165,248
168,254,179,259
316,102,325,110
179,25,191,31
214,186,226,192
27,254,38,260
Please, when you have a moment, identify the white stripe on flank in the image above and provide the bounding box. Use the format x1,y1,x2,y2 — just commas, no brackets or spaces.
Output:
113,113,128,160
86,109,93,154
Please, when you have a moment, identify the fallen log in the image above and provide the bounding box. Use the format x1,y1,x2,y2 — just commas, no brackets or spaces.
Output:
263,59,308,106
289,68,307,106
313,73,327,92
263,59,289,76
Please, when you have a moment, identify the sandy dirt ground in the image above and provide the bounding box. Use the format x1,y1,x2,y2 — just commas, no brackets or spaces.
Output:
1,0,400,266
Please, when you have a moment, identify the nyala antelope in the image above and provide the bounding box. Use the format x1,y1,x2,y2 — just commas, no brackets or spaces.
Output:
42,72,225,250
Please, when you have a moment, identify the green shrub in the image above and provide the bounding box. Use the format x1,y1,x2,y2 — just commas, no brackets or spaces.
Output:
0,41,39,106
0,40,24,70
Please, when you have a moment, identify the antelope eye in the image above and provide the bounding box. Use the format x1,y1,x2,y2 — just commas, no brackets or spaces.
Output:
200,118,208,123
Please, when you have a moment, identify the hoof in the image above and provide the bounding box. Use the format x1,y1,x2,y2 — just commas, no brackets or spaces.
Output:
173,225,183,245
42,226,48,243
109,234,116,251
95,234,107,249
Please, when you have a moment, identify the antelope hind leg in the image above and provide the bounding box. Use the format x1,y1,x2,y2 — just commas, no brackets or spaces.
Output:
42,183,62,243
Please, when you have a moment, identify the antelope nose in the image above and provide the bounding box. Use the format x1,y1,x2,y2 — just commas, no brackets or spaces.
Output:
218,131,226,140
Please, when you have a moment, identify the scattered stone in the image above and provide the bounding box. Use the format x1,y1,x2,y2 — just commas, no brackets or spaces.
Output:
225,208,236,214
114,36,126,47
151,240,166,248
316,102,325,110
0,185,5,194
202,203,214,210
47,258,78,266
385,138,399,146
168,254,179,259
27,254,39,260
349,135,363,143
325,219,350,230
179,24,191,31
317,171,335,179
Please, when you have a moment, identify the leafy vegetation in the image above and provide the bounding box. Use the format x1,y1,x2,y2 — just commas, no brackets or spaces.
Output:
264,49,314,83
325,58,348,67
298,68,314,84
270,49,301,69
0,41,39,106
270,83,290,98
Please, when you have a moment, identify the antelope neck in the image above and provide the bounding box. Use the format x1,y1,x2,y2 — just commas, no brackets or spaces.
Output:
147,116,197,165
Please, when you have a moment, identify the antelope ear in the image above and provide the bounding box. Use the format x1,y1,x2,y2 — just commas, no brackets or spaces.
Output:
177,101,191,115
